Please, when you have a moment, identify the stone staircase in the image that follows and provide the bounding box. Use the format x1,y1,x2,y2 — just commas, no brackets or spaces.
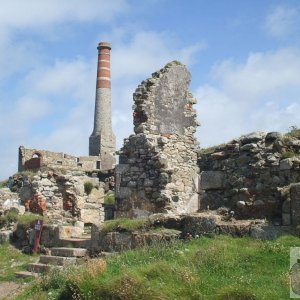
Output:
15,238,89,279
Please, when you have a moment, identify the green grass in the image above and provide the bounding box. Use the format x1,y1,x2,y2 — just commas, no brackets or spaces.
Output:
0,212,43,228
101,217,149,233
15,234,300,299
0,242,36,282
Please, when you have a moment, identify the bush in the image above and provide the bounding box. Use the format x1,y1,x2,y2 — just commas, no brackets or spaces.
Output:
84,181,94,195
286,126,300,139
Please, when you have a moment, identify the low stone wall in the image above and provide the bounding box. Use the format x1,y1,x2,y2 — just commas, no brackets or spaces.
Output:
90,212,290,253
198,131,300,224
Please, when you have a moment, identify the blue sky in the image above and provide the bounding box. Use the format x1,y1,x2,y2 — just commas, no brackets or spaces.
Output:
1,0,300,180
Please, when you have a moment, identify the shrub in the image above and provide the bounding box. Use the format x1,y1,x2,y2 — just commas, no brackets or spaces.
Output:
84,181,94,195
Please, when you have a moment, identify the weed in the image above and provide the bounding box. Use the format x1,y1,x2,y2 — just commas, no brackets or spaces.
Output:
282,151,298,159
84,181,94,195
0,210,19,226
285,125,300,139
104,192,115,205
0,180,8,188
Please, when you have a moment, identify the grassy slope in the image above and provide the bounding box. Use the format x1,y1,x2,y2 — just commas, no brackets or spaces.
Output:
16,234,300,300
0,243,36,282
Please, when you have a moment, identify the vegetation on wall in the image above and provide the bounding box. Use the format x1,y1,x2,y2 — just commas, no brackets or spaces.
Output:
84,181,94,195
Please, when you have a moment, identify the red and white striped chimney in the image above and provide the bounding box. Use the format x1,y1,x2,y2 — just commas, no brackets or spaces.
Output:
89,42,116,170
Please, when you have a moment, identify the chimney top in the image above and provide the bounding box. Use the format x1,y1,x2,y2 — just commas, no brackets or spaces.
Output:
97,42,111,50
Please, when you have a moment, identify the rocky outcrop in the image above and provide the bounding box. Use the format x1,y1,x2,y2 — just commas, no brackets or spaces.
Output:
198,131,300,224
116,61,199,218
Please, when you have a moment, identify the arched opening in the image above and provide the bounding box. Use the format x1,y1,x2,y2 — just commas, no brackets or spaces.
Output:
24,152,42,170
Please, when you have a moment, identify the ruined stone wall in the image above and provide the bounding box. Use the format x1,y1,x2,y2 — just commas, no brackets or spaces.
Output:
116,62,199,218
19,170,105,225
198,131,300,225
19,146,101,172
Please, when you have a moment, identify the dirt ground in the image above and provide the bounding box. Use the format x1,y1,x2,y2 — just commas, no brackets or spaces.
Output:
0,282,21,300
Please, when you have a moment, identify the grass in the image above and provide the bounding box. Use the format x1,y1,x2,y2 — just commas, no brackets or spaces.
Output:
13,171,36,180
282,151,299,159
15,234,300,299
285,126,300,139
0,179,8,188
0,242,36,282
104,192,115,205
197,143,227,156
101,217,149,233
0,212,43,228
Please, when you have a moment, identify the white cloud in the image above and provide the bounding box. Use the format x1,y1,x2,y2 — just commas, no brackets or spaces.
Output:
0,0,128,30
264,5,300,38
195,48,300,148
0,29,205,180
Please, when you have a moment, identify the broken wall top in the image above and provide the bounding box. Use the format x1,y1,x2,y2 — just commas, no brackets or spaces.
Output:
133,61,198,136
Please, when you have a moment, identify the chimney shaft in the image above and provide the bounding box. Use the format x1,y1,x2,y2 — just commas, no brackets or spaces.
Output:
89,42,116,170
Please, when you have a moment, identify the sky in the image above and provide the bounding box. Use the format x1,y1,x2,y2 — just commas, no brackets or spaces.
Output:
1,0,300,180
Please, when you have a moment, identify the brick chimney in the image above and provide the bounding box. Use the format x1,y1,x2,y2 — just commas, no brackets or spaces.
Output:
89,42,116,170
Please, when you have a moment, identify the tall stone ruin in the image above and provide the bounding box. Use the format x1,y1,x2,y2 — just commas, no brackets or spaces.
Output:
89,42,116,170
116,61,199,218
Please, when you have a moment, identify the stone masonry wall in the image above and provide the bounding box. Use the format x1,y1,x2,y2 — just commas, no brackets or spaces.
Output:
19,146,101,173
198,131,300,225
116,61,199,218
19,170,105,225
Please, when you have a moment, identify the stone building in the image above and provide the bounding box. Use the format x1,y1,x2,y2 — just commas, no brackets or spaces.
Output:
18,146,101,173
89,42,116,170
115,61,200,218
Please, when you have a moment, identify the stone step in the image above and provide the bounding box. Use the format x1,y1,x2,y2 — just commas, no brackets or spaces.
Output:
39,255,77,266
59,237,91,248
15,271,38,279
50,247,87,257
27,263,54,273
